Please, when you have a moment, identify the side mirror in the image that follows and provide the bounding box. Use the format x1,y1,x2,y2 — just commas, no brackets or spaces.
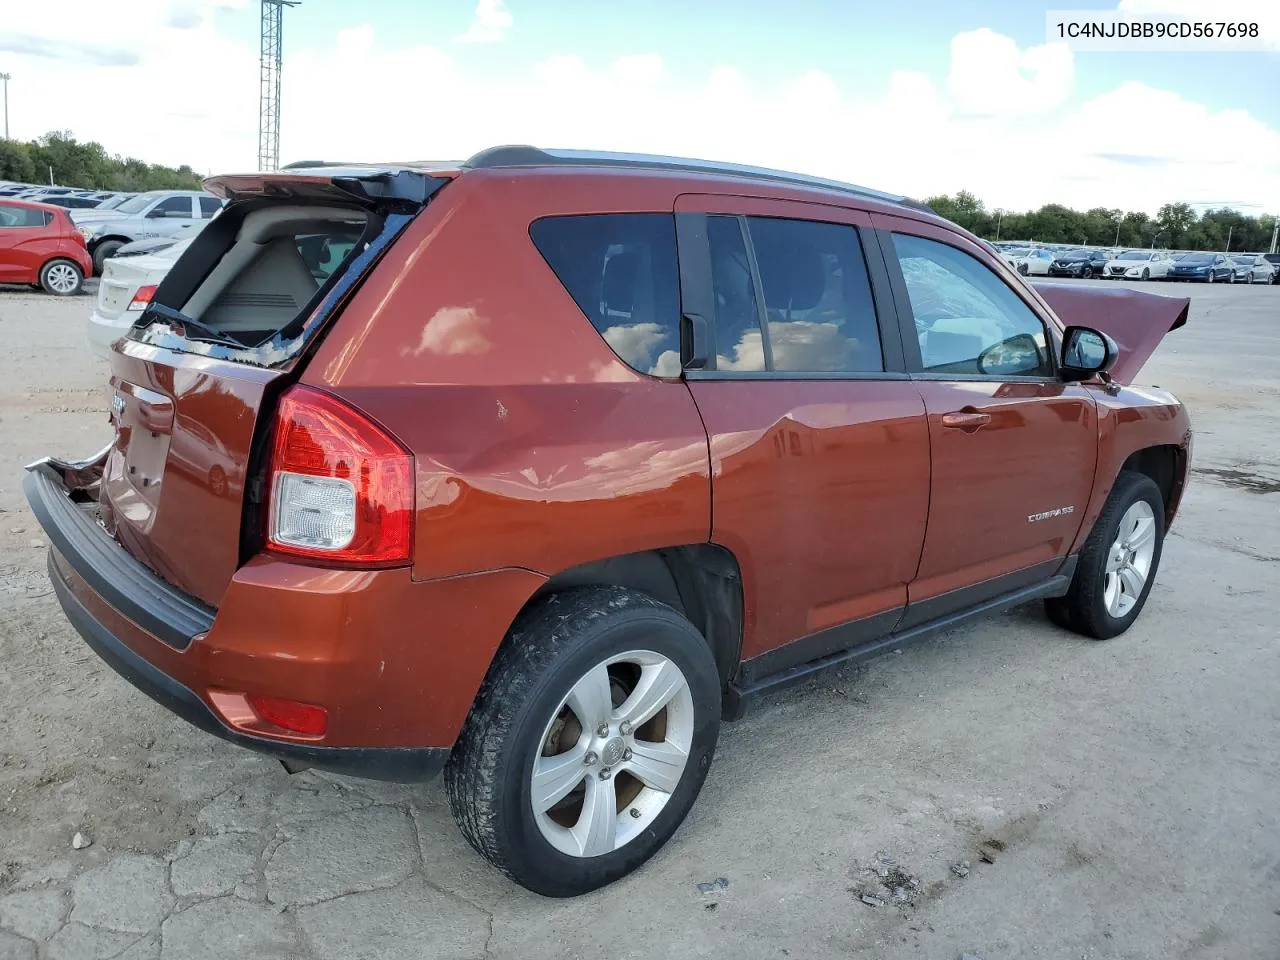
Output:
1060,325,1117,381
145,207,167,218
977,333,1044,376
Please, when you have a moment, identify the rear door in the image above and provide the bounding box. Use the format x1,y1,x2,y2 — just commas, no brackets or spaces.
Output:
97,170,443,608
675,194,930,676
873,213,1096,625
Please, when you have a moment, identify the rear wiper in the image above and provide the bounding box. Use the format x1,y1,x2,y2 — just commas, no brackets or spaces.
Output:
138,304,243,347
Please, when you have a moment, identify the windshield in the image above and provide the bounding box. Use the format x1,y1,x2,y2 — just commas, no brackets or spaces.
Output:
1116,250,1150,261
114,194,156,215
1005,247,1031,257
1181,254,1214,263
1230,256,1254,264
98,195,129,210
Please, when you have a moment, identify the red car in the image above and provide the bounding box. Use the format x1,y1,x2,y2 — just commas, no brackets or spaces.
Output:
0,198,92,295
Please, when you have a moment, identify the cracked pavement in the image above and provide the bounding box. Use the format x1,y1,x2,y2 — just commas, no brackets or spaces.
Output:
2,282,1279,959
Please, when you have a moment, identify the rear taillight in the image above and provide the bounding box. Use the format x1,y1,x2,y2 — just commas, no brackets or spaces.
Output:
266,385,414,566
127,285,157,311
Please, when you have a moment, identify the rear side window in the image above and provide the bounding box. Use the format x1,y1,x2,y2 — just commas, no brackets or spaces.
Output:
199,196,222,218
530,214,681,377
0,204,51,227
747,217,883,373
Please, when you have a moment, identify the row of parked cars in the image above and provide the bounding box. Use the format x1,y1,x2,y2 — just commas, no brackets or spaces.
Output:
0,186,222,296
990,241,1279,284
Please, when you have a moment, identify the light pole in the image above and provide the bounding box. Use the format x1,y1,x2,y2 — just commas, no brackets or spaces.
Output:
1113,215,1122,248
0,72,10,140
1270,217,1278,255
994,208,1003,242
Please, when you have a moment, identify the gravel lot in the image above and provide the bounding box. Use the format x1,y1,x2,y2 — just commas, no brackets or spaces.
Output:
1,279,1277,960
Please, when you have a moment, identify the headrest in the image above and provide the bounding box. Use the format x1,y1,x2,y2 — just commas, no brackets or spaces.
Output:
756,241,826,311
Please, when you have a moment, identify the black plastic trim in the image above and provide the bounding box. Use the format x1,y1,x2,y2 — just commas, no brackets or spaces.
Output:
733,557,1077,707
897,556,1074,631
738,607,904,686
46,552,447,783
25,465,214,651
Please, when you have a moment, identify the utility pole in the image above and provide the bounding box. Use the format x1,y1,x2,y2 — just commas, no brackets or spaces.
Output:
258,0,299,171
0,72,10,140
994,209,1003,242
1270,218,1278,254
1225,225,1232,253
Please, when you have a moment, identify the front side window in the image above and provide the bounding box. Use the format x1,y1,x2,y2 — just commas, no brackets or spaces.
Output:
0,204,50,227
892,233,1053,378
530,213,681,377
746,217,883,373
150,196,193,218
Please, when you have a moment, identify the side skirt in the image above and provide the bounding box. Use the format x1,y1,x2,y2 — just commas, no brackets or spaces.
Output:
724,557,1076,719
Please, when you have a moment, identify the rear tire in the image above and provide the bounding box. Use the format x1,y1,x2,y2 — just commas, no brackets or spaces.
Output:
39,259,83,296
92,240,124,275
1045,471,1164,640
446,586,721,897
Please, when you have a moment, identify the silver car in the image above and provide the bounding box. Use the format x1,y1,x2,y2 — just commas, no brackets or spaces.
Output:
71,190,223,274
1229,254,1276,284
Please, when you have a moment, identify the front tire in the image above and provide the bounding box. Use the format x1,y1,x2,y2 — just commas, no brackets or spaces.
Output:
1045,471,1164,640
1081,266,1093,279
1207,271,1215,284
1141,268,1150,281
446,586,721,897
39,259,84,296
91,240,124,275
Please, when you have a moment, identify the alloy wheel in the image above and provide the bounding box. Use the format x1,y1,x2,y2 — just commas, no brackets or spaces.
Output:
45,263,80,294
531,650,694,858
1104,500,1157,618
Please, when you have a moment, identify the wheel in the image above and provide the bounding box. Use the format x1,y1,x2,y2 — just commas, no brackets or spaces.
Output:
39,259,83,296
1018,262,1029,276
92,240,124,275
1248,273,1256,284
1141,268,1150,281
1045,471,1164,640
1207,270,1215,283
208,466,228,497
1081,266,1093,279
446,586,721,897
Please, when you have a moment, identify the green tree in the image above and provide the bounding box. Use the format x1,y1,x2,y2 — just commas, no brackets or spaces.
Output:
0,131,202,190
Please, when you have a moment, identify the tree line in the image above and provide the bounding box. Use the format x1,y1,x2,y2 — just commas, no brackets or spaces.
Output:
925,191,1277,253
0,132,204,192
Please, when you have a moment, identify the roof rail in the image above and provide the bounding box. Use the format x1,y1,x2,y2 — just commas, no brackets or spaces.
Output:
462,145,932,212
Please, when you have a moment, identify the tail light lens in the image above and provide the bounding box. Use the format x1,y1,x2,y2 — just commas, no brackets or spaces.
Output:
266,385,414,566
127,285,157,311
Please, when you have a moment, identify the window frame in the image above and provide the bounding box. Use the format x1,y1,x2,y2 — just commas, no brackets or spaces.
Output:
873,221,1065,384
676,206,906,382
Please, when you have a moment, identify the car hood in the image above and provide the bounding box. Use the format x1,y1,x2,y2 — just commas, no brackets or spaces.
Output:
1032,281,1189,384
69,209,128,225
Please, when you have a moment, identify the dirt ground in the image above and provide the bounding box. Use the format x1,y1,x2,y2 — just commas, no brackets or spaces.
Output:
1,279,1278,960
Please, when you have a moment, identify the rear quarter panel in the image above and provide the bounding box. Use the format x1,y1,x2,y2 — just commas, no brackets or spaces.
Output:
302,170,713,582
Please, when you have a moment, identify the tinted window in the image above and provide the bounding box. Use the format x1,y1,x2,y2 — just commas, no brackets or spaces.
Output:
151,196,192,217
892,233,1052,377
707,216,765,371
0,204,50,227
531,214,682,377
199,196,222,218
747,217,883,373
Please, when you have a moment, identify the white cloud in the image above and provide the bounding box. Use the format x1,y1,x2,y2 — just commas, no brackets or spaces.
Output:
453,0,512,44
2,11,1276,215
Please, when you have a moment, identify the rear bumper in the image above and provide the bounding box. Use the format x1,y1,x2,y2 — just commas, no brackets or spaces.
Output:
25,457,545,782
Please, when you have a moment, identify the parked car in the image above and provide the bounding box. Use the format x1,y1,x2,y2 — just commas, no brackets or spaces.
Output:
111,219,208,259
86,237,193,359
1047,248,1109,279
1104,249,1173,280
26,147,1192,897
1166,252,1234,283
25,193,105,210
1014,247,1056,276
0,198,93,295
72,190,223,273
1264,253,1280,283
1228,254,1274,284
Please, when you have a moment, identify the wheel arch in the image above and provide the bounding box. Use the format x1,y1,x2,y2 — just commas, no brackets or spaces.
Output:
89,233,131,251
531,544,745,699
1119,444,1186,527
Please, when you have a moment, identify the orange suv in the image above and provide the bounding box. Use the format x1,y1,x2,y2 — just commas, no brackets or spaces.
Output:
26,147,1191,896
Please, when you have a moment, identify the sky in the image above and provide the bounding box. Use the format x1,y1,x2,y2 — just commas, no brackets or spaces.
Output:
0,0,1277,215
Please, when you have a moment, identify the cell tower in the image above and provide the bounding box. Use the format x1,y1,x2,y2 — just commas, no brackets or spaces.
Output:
258,0,299,171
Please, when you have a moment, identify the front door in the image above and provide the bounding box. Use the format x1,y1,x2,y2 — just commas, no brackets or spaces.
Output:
872,214,1098,625
675,194,931,678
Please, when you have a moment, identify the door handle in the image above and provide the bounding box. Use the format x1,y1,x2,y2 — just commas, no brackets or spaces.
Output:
940,409,991,432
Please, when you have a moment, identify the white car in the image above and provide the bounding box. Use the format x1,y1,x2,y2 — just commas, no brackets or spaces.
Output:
86,238,191,360
999,246,1055,276
1104,249,1173,281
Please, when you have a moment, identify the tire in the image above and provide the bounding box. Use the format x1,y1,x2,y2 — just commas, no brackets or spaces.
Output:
1207,271,1215,284
1081,266,1093,279
446,586,721,897
92,239,124,275
1248,273,1256,284
1045,471,1164,640
1141,268,1150,281
39,259,83,296
1018,263,1029,276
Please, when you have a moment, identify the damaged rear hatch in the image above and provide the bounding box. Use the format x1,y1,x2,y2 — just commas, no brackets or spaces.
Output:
77,166,448,608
